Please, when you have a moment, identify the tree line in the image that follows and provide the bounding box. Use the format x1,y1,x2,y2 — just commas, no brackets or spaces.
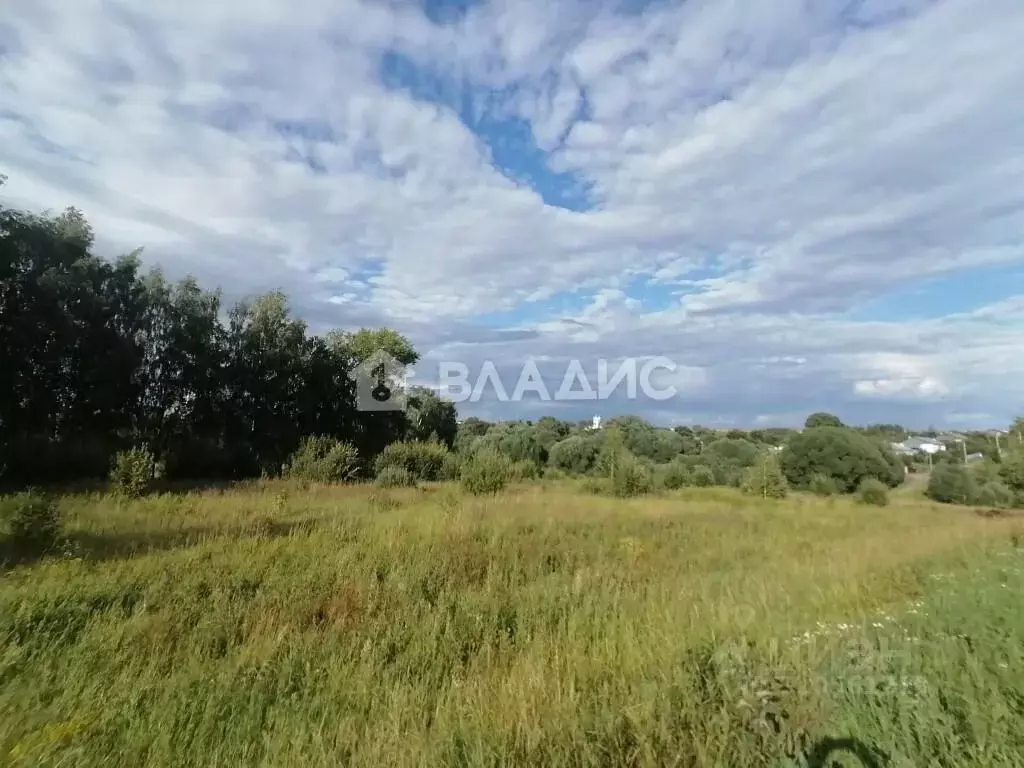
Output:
0,181,455,487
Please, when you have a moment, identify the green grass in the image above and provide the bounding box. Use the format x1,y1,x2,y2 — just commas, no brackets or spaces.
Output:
1,480,1022,767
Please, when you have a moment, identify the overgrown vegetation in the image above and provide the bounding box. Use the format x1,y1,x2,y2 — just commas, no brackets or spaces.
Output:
460,448,514,495
0,483,1022,767
0,489,62,556
283,436,361,484
109,447,157,498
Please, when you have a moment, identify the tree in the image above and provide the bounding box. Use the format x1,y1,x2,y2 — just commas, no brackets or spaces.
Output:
329,327,418,367
404,387,458,448
804,412,843,429
0,186,433,487
781,427,902,493
741,453,788,499
548,435,600,474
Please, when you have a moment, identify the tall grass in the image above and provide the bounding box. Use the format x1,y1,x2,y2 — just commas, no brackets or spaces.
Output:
0,482,1021,767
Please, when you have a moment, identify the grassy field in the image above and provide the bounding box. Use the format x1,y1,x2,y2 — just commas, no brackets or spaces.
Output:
1,481,1023,767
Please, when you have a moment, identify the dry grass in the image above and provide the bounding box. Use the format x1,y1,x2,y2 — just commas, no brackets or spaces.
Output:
1,480,1022,767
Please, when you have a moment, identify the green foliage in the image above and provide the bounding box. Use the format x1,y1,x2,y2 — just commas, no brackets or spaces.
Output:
547,435,599,475
460,449,514,495
109,447,156,498
808,473,839,496
998,452,1024,494
926,464,976,505
470,424,547,466
690,465,716,488
439,452,463,482
703,438,760,467
974,480,1016,509
0,490,62,555
657,460,691,490
330,327,418,366
781,427,902,493
0,192,424,485
374,441,449,482
284,437,361,484
740,454,788,499
404,389,458,448
855,478,889,506
804,412,843,428
374,466,416,489
609,454,654,498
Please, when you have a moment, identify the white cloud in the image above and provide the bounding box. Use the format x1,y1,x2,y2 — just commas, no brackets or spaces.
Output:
2,0,1024,427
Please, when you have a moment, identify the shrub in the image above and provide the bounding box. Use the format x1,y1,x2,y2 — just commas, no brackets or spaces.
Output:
658,460,691,490
856,478,889,506
284,436,360,484
375,466,416,489
109,447,156,498
782,427,902,492
927,463,976,505
691,465,716,488
975,480,1016,509
741,454,788,499
439,452,463,481
609,454,654,498
461,449,514,495
0,490,62,555
547,435,600,475
374,440,449,482
809,473,839,496
999,452,1024,495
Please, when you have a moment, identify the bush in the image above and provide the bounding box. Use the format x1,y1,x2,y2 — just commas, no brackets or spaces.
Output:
284,436,360,484
856,478,889,506
610,454,654,498
782,427,902,492
375,466,416,489
975,480,1016,509
999,452,1024,495
461,449,514,495
927,464,976,505
691,465,716,488
109,447,157,498
547,435,600,475
439,452,463,481
809,473,839,496
658,460,691,490
374,440,450,482
741,454,788,499
0,490,62,555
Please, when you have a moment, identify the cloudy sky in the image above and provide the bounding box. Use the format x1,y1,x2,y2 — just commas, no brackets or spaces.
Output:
2,0,1023,428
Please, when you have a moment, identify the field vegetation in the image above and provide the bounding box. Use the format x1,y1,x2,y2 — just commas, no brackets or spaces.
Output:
2,481,1023,767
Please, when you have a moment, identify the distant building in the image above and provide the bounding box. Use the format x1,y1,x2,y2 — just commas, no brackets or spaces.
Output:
891,436,947,456
590,415,602,431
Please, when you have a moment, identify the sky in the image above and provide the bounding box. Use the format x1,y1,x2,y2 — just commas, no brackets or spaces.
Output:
2,0,1023,429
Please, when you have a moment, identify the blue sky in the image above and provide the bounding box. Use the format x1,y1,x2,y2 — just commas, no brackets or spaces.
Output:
2,0,1024,428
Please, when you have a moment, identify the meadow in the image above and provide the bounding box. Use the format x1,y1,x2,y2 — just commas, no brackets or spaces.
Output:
1,481,1023,767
